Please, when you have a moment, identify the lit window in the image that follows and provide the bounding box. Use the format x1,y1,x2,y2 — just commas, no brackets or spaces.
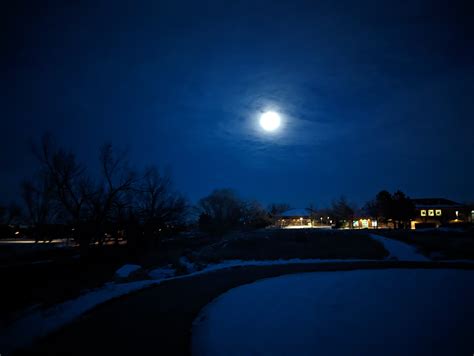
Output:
420,210,427,216
435,210,442,216
428,210,434,216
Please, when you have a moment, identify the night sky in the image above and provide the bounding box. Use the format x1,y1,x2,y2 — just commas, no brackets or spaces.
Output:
2,0,474,208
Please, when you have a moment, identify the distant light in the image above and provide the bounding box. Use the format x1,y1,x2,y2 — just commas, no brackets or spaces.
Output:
259,111,281,132
15,231,20,235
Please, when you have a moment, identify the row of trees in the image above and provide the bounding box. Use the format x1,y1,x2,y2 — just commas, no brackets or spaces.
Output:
313,191,416,229
13,135,187,252
364,190,416,229
1,135,419,249
196,189,416,232
3,137,290,247
197,189,277,234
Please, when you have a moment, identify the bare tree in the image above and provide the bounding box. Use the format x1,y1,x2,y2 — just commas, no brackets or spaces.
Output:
0,202,22,225
197,189,245,234
21,172,61,242
268,203,291,218
243,200,271,228
32,134,87,224
84,143,138,245
330,196,355,228
140,167,187,224
21,175,57,226
135,166,187,244
23,134,188,251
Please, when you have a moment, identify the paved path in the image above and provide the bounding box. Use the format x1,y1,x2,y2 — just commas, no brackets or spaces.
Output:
22,261,474,356
369,234,430,261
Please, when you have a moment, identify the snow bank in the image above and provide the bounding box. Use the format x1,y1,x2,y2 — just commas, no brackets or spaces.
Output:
179,256,198,273
199,258,374,272
0,257,376,353
178,256,366,274
148,267,175,279
192,269,474,356
114,264,142,278
0,280,160,355
3,244,462,354
370,233,429,261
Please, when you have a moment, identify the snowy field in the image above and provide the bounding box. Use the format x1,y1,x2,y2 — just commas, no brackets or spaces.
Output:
0,259,376,354
192,269,474,356
1,233,469,354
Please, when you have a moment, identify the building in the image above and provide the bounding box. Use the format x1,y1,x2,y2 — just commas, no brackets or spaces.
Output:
411,198,469,229
278,209,315,228
352,218,378,229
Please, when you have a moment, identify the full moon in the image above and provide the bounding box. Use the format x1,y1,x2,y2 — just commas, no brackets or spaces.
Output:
259,111,281,132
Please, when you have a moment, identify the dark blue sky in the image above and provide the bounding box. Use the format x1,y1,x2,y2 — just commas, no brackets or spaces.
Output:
2,0,474,208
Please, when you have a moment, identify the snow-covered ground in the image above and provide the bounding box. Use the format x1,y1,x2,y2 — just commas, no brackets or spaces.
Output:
195,257,376,273
0,257,387,354
148,266,175,279
0,233,464,354
369,233,429,261
0,279,161,355
192,269,474,356
114,264,141,278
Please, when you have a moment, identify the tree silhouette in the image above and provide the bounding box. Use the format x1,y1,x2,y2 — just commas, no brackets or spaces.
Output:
331,196,355,228
364,190,415,229
197,189,245,234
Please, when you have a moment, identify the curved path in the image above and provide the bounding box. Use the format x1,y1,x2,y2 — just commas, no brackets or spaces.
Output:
23,261,474,356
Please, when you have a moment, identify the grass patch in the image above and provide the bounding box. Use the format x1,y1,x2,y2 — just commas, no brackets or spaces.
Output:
379,229,474,260
188,229,389,264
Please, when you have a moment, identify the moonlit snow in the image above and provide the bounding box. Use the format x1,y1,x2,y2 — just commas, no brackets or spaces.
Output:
148,266,175,279
369,234,429,261
192,269,474,356
114,264,142,278
1,234,466,354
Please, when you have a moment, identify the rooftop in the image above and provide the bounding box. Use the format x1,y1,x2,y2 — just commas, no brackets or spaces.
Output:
412,198,463,208
279,208,313,218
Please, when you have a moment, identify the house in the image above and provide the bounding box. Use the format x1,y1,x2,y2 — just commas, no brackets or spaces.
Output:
410,198,469,229
278,209,315,228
